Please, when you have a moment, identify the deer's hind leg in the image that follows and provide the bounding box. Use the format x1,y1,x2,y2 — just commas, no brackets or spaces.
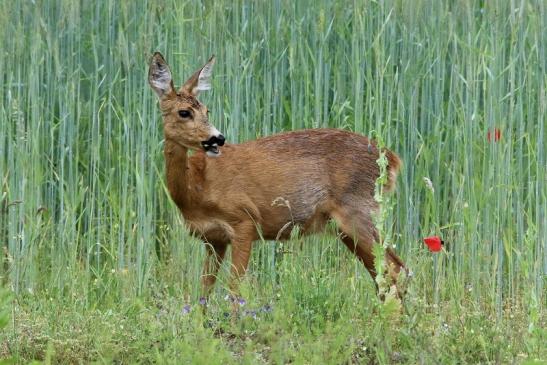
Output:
331,205,406,295
339,232,378,279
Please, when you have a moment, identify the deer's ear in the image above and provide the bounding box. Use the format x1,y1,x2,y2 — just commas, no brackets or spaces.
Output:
180,56,215,96
148,52,174,98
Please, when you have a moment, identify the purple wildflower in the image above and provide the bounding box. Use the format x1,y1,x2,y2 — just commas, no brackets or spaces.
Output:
261,304,273,313
237,297,246,306
199,297,207,306
182,304,191,315
243,309,257,319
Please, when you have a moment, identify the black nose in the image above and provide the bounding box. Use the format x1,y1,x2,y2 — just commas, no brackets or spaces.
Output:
201,135,226,152
216,134,225,146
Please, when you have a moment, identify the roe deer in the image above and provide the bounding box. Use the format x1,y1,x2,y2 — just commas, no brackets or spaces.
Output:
148,52,406,302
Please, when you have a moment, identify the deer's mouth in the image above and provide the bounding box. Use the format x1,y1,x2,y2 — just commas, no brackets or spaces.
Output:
204,144,220,156
201,136,224,156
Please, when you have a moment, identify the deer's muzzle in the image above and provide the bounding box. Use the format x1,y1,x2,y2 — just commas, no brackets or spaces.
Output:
201,134,225,155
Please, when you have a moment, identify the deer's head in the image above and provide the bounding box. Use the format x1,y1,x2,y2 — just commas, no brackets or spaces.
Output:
148,52,224,156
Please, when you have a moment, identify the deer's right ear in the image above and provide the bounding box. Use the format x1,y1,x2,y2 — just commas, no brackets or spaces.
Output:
148,52,174,98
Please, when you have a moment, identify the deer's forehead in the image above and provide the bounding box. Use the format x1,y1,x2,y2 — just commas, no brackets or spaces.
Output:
162,94,202,110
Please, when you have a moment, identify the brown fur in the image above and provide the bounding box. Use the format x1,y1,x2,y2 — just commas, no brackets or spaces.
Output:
149,53,406,298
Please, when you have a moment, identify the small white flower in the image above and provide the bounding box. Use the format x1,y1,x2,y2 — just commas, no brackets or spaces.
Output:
442,323,449,331
423,177,435,193
407,270,414,278
465,283,473,292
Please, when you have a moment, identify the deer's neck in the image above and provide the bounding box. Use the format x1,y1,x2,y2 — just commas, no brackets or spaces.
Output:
164,140,191,209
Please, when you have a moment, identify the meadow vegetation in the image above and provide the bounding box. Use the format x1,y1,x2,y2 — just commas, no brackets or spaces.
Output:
0,0,545,363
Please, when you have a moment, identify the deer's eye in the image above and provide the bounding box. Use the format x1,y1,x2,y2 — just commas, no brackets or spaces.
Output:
178,110,192,119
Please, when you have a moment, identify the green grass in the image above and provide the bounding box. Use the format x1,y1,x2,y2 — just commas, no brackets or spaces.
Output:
0,0,545,363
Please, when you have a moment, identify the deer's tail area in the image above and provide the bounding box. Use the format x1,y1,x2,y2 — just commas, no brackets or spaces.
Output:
384,149,402,193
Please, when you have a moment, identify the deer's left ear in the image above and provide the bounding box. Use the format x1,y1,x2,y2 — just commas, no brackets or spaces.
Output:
180,56,215,96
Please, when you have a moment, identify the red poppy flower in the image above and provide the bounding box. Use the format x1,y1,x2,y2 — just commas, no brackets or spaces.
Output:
423,236,443,252
487,128,501,142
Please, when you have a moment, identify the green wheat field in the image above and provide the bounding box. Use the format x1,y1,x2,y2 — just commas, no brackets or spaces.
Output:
0,0,545,363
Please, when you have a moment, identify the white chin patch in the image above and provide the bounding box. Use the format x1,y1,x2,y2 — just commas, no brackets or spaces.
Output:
206,150,221,157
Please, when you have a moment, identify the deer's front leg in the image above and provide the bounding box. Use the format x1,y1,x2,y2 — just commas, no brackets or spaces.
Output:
201,242,227,301
228,222,256,307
